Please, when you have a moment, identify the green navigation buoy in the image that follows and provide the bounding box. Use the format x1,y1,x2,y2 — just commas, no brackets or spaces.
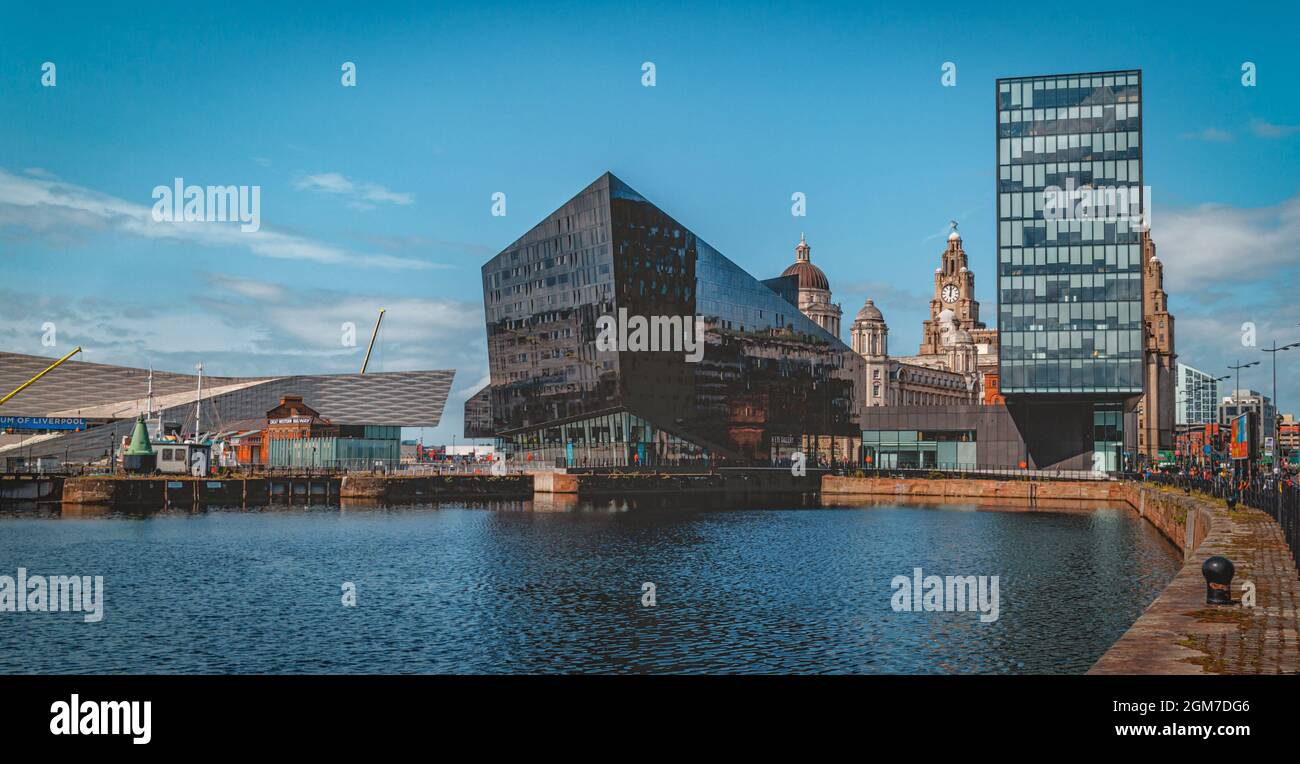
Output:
125,414,154,456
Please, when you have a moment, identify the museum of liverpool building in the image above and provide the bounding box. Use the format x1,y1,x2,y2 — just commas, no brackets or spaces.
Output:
465,172,863,468
0,351,454,470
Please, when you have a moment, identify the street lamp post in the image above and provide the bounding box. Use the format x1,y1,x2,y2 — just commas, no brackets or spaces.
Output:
1261,341,1300,474
1228,360,1259,403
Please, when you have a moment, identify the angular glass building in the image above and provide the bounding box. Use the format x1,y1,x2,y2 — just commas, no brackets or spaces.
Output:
996,70,1145,470
476,172,862,467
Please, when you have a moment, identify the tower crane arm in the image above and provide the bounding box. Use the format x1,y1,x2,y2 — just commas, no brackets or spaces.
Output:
0,346,82,406
361,309,386,374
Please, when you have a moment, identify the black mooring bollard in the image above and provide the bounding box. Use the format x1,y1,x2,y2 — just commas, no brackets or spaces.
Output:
1202,556,1235,605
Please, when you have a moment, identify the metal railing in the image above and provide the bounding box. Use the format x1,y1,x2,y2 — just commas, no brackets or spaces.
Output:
1140,471,1300,576
832,464,1111,482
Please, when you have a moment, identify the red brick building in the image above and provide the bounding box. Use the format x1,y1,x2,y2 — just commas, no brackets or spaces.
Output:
227,396,338,466
266,395,338,441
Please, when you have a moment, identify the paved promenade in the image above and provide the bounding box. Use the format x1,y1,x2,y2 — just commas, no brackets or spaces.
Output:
1090,490,1300,674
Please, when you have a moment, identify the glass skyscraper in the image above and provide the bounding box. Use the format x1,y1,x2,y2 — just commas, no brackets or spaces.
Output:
996,70,1146,470
474,172,862,467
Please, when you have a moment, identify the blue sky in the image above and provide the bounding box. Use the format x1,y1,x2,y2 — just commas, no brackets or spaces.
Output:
2,0,1299,443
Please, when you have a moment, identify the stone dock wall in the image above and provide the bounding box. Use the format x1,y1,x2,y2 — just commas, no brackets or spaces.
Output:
535,469,821,495
54,474,532,507
39,470,811,508
339,474,530,500
821,476,1212,556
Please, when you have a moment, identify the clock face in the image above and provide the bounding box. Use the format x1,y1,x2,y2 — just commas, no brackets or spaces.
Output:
942,284,959,303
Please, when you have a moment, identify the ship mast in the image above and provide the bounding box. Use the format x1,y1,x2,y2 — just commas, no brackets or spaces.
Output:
146,364,156,437
194,362,203,441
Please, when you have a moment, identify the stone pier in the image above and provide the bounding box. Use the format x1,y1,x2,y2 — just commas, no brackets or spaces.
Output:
1090,491,1300,675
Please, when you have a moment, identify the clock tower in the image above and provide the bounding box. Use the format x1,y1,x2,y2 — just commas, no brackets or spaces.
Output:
920,222,984,355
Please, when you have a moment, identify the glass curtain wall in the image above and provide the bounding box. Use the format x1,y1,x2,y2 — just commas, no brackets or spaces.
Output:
996,71,1145,395
861,429,977,469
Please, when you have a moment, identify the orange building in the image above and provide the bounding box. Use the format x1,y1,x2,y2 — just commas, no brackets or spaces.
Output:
231,430,267,466
981,371,1004,405
226,396,338,467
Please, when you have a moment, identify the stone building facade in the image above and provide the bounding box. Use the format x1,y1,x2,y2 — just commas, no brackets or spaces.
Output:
780,234,842,338
851,299,978,408
1136,230,1177,459
846,224,998,411
920,225,986,354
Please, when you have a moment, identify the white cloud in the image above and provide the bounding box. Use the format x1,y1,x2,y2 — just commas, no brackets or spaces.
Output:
206,274,286,301
1180,127,1233,142
0,167,435,270
196,274,486,373
1154,195,1300,293
0,287,273,359
294,172,414,208
0,272,487,381
1251,120,1300,139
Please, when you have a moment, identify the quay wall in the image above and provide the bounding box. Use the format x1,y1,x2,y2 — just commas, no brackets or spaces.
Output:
61,476,338,506
535,470,823,495
821,476,1212,556
339,474,530,500
55,474,531,507
0,475,63,502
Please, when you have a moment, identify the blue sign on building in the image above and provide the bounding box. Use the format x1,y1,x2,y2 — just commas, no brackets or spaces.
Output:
0,416,87,431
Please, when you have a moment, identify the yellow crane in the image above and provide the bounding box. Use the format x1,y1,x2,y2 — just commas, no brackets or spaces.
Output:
360,309,385,374
0,346,82,406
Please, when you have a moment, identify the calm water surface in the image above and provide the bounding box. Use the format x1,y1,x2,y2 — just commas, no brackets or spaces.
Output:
0,498,1180,674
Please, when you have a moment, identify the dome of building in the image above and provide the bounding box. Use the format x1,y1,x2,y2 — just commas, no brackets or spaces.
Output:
780,233,830,291
948,230,961,241
856,299,884,322
952,328,974,344
781,261,829,291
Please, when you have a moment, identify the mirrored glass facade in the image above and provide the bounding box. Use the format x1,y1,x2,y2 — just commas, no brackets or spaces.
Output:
996,70,1145,395
479,173,861,466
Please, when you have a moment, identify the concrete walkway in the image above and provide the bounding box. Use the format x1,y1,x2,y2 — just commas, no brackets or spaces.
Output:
1090,495,1300,674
